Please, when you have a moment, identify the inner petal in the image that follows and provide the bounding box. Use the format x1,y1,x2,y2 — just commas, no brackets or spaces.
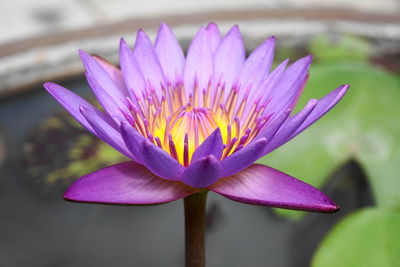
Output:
122,79,270,166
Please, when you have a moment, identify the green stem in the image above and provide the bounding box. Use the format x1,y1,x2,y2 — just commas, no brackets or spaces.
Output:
184,191,208,267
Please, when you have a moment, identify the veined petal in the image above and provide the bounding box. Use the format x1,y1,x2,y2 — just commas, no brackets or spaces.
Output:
237,37,275,102
79,50,127,122
290,85,349,138
120,121,146,163
43,82,116,136
214,25,245,96
119,38,146,101
220,138,267,177
266,55,312,114
263,98,318,155
184,27,214,102
256,109,291,143
206,23,222,54
133,30,166,96
154,23,185,84
92,55,128,96
180,155,221,188
80,106,133,159
64,162,198,205
191,128,224,163
209,164,339,212
139,140,184,181
242,59,289,119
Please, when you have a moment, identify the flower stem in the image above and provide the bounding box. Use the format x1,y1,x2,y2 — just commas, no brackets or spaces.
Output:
184,191,208,267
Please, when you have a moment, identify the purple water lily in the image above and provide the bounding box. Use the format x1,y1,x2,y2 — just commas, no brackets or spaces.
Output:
44,23,348,212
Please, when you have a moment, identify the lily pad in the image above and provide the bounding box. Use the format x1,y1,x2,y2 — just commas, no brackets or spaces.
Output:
312,208,400,267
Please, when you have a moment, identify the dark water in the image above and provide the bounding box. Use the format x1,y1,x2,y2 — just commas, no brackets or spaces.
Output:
0,78,373,267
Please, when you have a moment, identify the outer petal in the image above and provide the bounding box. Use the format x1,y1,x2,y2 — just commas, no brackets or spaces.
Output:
139,140,184,180
265,55,311,114
120,121,146,163
184,27,214,102
290,85,349,138
262,85,349,155
92,55,128,96
220,138,267,177
237,37,275,103
180,155,221,188
262,99,318,155
43,82,116,136
242,59,289,119
119,38,146,101
209,164,339,212
80,106,133,159
79,50,127,121
206,23,222,54
254,109,291,144
133,30,166,97
154,23,185,84
64,162,198,205
191,128,224,163
213,25,245,96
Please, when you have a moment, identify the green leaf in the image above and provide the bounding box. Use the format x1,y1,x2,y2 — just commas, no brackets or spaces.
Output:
257,61,400,218
312,208,400,267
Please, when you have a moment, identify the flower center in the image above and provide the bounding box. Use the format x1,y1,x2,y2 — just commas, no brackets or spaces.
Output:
123,80,271,166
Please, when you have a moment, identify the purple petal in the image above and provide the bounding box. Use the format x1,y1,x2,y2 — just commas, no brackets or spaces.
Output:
263,99,318,155
43,82,116,136
209,164,339,212
237,37,275,102
180,155,221,188
191,128,224,163
266,55,312,114
92,55,128,96
120,121,146,163
133,30,166,97
119,38,146,101
80,106,133,159
220,138,267,177
206,23,222,53
184,26,214,102
290,85,349,138
214,25,245,97
139,140,184,181
64,162,198,205
79,50,127,121
250,59,289,113
154,23,185,84
255,109,291,143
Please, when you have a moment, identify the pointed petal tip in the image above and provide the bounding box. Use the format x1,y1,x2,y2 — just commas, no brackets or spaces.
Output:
78,49,89,59
119,36,127,45
159,21,171,30
264,35,276,44
230,24,240,32
206,22,218,29
180,154,221,188
136,29,148,40
341,84,350,92
43,81,55,91
307,98,319,108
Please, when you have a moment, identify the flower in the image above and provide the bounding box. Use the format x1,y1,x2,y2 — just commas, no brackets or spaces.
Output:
44,23,348,212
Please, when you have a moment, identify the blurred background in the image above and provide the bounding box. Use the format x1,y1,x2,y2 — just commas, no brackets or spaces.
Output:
0,0,399,266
